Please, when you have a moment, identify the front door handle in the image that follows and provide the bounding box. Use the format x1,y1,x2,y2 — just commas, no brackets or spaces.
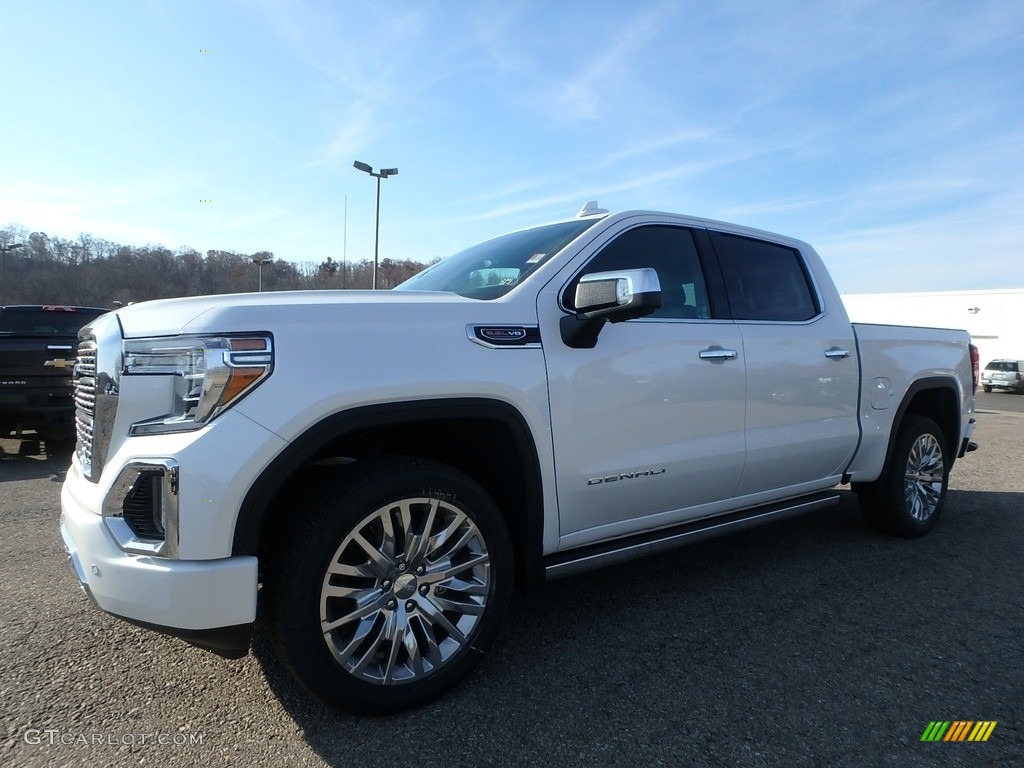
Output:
825,347,851,360
699,347,738,361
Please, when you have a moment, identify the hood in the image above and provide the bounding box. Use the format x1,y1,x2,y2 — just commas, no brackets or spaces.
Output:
110,290,505,338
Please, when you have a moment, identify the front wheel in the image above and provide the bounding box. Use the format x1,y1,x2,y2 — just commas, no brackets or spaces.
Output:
854,415,949,537
267,456,513,714
982,385,992,393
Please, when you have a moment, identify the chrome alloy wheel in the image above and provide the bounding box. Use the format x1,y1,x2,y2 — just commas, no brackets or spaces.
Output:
319,496,492,685
903,432,945,522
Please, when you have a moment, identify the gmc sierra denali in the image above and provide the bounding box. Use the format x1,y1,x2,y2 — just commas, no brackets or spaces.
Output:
60,205,978,713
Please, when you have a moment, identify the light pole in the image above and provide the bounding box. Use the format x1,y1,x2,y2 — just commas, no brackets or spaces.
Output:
342,195,347,289
353,161,398,289
252,254,273,292
1,243,24,305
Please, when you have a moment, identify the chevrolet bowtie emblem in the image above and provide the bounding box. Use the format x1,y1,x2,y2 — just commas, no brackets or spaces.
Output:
44,358,73,369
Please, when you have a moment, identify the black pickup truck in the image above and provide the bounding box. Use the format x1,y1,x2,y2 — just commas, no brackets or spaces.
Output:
0,305,108,447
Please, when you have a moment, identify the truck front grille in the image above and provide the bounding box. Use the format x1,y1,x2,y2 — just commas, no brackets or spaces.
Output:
73,314,120,483
74,338,97,478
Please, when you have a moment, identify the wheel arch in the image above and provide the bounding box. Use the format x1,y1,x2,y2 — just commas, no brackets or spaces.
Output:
882,377,962,472
233,398,546,589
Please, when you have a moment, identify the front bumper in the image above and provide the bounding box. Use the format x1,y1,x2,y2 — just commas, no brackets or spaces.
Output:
60,480,258,657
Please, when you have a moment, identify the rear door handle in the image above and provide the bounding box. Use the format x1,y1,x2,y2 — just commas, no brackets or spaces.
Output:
825,347,851,360
699,347,738,361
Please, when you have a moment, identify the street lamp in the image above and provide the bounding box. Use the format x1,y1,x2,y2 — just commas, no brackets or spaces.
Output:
353,160,398,289
1,243,24,305
251,253,273,292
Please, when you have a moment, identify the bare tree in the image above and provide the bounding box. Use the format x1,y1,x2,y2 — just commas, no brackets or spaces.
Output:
0,223,433,306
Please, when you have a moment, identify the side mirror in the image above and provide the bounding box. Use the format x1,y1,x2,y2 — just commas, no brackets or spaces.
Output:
560,268,662,348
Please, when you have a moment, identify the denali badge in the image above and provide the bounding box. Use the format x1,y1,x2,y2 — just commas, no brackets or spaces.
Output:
588,468,666,485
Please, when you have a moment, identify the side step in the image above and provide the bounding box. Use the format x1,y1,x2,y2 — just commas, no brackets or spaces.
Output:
544,491,841,580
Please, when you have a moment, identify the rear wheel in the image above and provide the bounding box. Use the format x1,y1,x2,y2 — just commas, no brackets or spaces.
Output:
854,415,949,537
267,456,512,714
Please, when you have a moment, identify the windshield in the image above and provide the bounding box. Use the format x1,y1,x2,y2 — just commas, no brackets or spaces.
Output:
395,219,600,299
0,307,106,334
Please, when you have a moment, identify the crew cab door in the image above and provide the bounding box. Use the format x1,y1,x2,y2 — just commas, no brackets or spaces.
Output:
540,223,746,548
708,231,860,497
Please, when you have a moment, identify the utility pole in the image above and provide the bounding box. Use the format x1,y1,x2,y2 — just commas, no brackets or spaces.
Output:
352,161,398,289
252,254,273,292
343,195,347,289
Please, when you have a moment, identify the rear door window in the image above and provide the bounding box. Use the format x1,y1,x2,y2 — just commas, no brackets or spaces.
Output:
710,233,819,322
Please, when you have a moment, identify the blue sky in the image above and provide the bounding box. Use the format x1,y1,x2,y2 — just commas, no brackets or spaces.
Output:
1,0,1022,294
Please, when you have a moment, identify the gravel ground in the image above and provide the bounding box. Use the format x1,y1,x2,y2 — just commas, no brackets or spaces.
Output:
1,398,1022,767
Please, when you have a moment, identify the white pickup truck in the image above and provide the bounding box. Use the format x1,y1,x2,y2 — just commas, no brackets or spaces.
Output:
60,204,979,713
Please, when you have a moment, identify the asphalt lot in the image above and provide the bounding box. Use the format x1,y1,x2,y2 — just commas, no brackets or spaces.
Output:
1,392,1022,767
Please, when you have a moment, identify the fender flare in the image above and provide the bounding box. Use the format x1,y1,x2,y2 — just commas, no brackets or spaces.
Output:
877,376,963,477
232,398,546,587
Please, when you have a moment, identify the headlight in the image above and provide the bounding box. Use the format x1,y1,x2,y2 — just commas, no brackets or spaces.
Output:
123,335,273,435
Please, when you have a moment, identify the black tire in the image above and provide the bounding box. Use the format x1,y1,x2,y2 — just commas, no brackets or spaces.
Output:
854,415,949,538
982,385,992,393
266,456,512,714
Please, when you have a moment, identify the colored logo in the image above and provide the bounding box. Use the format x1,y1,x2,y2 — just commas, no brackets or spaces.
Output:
920,721,997,742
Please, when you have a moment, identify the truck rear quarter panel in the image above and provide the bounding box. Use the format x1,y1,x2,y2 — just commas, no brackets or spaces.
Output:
847,323,974,481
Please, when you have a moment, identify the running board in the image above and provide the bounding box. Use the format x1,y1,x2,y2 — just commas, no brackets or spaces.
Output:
544,491,841,581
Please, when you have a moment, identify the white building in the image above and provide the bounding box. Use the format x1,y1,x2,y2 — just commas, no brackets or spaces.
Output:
841,289,1024,366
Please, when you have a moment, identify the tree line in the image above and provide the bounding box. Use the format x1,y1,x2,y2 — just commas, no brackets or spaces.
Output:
0,225,432,307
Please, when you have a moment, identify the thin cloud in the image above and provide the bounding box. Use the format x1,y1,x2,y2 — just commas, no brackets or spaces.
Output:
547,4,680,121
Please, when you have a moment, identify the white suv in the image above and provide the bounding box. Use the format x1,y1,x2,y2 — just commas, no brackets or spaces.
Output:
981,359,1024,394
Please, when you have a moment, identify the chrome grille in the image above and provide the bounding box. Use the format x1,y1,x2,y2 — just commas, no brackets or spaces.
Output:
74,338,97,478
73,312,121,483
